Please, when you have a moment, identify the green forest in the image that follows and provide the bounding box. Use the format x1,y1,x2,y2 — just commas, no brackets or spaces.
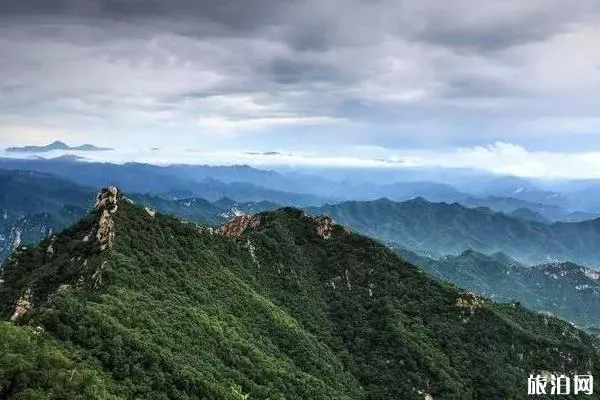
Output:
0,191,598,399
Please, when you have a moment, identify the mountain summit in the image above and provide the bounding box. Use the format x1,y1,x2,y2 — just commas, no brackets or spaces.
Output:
0,187,599,399
6,140,113,153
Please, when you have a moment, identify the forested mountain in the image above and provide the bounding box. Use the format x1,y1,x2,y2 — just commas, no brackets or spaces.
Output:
128,194,279,226
308,197,600,266
460,196,599,222
0,170,93,261
0,187,598,399
0,170,281,263
397,248,600,331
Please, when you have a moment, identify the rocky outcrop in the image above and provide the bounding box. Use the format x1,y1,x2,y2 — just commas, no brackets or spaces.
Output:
10,288,32,321
46,235,56,257
95,186,119,210
91,261,107,289
217,215,264,239
94,186,119,250
456,292,484,322
313,216,335,239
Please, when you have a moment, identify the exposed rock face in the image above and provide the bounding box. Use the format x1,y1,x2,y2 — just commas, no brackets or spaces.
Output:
456,292,484,321
582,267,600,280
94,186,119,250
10,288,32,321
313,216,335,239
10,229,22,251
91,261,108,289
217,215,263,239
46,235,56,256
95,186,119,210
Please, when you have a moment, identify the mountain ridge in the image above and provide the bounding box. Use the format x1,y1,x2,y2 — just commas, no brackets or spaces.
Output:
0,187,599,399
308,197,600,267
396,247,600,330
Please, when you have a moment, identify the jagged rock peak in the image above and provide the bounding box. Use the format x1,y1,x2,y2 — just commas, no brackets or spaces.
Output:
94,186,119,211
94,186,120,249
217,214,264,239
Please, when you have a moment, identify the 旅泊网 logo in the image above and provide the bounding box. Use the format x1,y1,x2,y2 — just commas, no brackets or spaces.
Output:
528,373,593,396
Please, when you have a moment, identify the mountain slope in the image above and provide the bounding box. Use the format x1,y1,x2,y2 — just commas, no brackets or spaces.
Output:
127,194,279,227
0,169,93,215
0,170,94,262
308,197,600,266
0,168,280,263
397,248,600,330
0,188,599,399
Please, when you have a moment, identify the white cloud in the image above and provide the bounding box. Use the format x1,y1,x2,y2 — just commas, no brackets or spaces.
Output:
4,141,600,180
397,142,600,179
196,115,346,132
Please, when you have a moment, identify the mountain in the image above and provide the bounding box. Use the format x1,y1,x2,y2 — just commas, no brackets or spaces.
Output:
0,207,86,264
5,141,113,153
169,178,326,205
0,169,284,263
461,196,567,220
397,248,600,330
307,197,600,266
0,187,598,399
0,169,93,215
0,159,330,205
0,170,94,261
465,176,569,208
506,207,551,224
128,194,279,226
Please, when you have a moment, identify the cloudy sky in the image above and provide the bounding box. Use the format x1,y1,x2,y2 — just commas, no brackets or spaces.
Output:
2,0,600,177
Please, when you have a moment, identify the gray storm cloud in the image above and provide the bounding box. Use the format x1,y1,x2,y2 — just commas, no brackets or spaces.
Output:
1,0,600,153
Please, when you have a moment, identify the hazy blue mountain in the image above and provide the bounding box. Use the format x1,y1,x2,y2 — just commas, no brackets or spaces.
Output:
397,247,600,331
128,194,280,226
9,157,600,218
467,176,569,207
6,140,113,152
0,169,94,214
506,207,551,223
308,197,600,267
1,187,598,399
0,159,330,206
462,195,562,218
0,170,94,262
274,165,497,187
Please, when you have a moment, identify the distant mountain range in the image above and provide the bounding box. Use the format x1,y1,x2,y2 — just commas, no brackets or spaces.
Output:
0,170,93,261
396,247,600,331
5,140,113,153
3,169,600,338
7,156,600,215
308,197,600,266
4,165,600,267
0,158,331,206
